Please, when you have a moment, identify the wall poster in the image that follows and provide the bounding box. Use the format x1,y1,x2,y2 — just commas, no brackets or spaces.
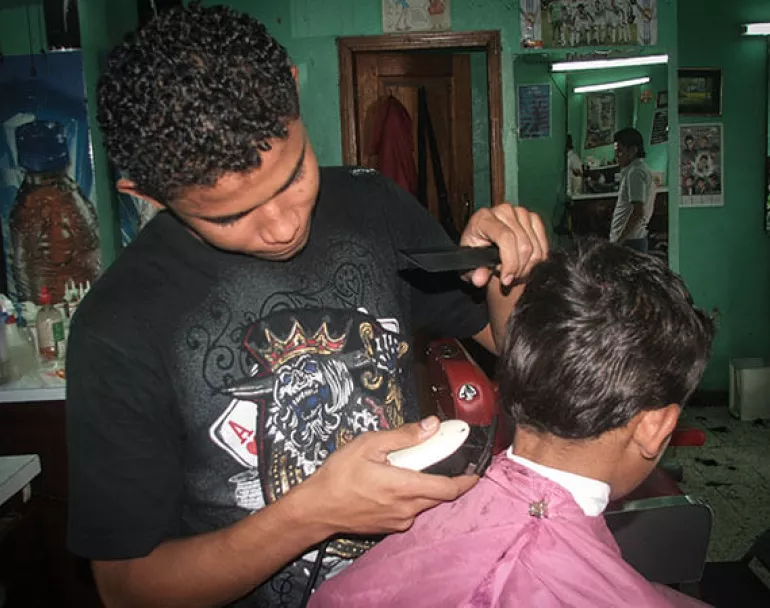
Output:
518,84,552,140
520,0,658,49
382,0,450,33
679,124,723,208
585,93,616,149
650,108,669,146
0,50,102,303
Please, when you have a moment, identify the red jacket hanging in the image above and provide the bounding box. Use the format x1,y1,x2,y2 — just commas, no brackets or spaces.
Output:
370,96,418,196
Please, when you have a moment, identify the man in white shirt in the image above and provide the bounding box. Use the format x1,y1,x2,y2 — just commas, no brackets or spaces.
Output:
566,134,583,198
610,127,655,252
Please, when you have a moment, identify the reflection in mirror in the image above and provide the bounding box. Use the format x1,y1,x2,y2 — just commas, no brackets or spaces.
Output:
514,57,670,260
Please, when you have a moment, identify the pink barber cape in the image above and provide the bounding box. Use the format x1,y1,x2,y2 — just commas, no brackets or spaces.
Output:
310,455,709,607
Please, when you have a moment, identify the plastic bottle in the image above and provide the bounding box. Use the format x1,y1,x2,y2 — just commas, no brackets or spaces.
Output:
0,313,9,384
4,314,37,380
10,120,102,302
36,286,66,362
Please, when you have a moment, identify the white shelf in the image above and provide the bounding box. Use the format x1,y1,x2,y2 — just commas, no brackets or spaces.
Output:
0,371,65,403
0,454,41,508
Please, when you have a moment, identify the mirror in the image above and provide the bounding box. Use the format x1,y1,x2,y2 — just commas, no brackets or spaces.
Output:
514,57,670,259
766,41,770,234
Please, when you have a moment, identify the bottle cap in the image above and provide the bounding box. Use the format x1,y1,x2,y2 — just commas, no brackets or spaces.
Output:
39,286,52,306
15,120,70,173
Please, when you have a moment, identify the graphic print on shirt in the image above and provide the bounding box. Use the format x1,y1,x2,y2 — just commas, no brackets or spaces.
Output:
208,309,408,559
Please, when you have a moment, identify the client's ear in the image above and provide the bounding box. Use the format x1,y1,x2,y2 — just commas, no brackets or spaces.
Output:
117,178,166,211
632,403,681,460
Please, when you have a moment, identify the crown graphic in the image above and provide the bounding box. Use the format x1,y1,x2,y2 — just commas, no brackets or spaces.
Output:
258,321,347,369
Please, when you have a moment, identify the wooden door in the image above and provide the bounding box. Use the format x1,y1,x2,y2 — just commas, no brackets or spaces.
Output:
353,52,474,234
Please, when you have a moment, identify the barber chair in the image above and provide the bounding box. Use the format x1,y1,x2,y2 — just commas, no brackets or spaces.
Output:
425,338,713,589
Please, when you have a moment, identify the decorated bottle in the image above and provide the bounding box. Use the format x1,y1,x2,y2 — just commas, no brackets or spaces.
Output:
10,120,101,302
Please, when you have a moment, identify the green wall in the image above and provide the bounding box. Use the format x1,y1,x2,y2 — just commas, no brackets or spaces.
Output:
0,2,46,54
513,60,567,240
678,0,770,390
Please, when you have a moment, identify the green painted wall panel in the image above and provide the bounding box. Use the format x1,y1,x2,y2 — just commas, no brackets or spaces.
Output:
678,0,770,390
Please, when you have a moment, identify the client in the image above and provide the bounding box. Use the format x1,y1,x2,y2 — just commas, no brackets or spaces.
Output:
311,239,714,607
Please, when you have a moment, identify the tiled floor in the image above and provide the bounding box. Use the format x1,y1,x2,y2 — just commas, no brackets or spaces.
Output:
668,405,770,584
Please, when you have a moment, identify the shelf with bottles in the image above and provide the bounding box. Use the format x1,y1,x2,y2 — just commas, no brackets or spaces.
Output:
0,280,91,392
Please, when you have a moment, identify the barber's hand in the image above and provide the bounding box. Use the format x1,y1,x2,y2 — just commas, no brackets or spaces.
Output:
296,416,478,536
461,204,548,288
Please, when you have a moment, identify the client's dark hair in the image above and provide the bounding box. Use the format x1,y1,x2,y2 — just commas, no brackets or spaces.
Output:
497,239,714,440
97,2,299,204
614,127,646,159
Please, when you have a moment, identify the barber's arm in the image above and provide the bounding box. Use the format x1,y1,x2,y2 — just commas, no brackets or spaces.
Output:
461,204,549,353
92,419,475,608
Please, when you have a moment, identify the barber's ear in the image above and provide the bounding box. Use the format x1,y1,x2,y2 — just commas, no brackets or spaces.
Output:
633,404,681,460
291,65,300,89
117,178,166,211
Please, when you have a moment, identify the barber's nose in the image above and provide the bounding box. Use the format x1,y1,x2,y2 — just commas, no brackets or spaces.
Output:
260,202,299,245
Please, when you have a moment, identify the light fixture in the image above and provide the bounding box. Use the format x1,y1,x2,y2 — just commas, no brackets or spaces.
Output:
551,54,669,72
743,23,770,36
574,77,651,94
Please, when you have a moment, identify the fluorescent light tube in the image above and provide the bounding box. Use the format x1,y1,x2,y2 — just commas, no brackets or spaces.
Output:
743,23,770,36
574,77,650,93
551,54,669,72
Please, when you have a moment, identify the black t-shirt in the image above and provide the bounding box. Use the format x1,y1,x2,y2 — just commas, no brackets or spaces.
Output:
66,167,488,607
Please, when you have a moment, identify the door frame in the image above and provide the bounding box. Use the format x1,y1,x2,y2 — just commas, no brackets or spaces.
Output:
337,30,505,206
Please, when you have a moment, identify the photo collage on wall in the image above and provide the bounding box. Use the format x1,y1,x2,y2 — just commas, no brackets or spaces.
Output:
520,0,658,48
382,0,451,33
0,50,102,303
679,124,724,208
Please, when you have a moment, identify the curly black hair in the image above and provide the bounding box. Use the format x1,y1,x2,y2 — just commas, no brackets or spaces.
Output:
97,2,299,204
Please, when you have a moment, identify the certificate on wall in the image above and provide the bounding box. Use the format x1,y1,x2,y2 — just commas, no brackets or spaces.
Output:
517,84,551,140
520,0,658,49
679,124,724,208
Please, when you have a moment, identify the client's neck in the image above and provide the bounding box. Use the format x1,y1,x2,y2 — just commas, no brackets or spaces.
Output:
512,426,617,486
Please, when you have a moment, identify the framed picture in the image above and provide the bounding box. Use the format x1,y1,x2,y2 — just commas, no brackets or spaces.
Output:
584,93,616,149
650,108,668,146
657,91,668,109
678,68,722,116
679,124,724,208
520,0,659,48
